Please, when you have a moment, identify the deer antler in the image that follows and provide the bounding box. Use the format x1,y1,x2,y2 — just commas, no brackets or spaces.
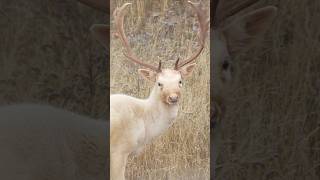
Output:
77,0,108,13
174,1,209,70
113,3,161,72
213,0,259,27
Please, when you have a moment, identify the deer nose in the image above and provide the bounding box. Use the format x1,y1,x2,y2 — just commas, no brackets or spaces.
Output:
168,94,179,103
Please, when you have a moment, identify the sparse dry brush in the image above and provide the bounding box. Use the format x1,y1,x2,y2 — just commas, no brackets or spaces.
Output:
217,0,320,179
0,0,108,118
2,0,318,179
0,0,209,179
110,0,210,179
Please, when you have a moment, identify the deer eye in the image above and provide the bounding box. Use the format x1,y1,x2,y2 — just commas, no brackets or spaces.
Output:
222,60,230,70
158,82,163,87
179,80,182,84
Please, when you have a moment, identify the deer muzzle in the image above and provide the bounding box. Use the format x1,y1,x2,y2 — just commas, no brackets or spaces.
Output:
167,93,179,104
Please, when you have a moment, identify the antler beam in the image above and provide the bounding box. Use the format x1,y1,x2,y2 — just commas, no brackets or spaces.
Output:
113,3,161,72
174,1,209,70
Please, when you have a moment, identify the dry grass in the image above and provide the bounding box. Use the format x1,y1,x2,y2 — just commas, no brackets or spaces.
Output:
2,0,318,179
110,0,210,179
0,0,209,179
0,0,108,118
217,0,320,179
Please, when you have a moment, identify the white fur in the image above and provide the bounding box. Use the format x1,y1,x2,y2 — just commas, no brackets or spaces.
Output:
110,69,186,180
0,104,107,180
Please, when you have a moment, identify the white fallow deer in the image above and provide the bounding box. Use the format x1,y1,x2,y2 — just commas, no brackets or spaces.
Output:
211,0,277,178
110,2,209,180
0,0,110,180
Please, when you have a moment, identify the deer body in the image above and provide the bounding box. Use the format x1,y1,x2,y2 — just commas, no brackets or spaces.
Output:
110,91,179,154
111,69,184,150
109,2,208,179
110,70,185,180
0,104,107,180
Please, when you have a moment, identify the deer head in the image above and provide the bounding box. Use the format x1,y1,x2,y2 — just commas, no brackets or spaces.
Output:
113,2,209,105
212,0,277,119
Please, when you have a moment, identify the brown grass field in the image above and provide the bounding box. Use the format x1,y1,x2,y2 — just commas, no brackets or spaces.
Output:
0,0,108,117
110,0,210,179
0,0,319,179
0,0,210,179
216,0,320,179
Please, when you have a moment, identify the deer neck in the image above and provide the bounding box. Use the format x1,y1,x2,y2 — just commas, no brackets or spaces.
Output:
142,86,179,142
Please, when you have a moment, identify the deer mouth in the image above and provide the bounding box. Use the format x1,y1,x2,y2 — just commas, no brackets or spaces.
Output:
167,99,178,105
166,94,179,105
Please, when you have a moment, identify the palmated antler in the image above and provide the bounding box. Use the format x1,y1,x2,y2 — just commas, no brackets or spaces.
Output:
113,3,161,72
213,0,259,28
174,1,209,70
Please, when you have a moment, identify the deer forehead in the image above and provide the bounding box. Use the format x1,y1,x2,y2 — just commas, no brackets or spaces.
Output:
157,69,181,83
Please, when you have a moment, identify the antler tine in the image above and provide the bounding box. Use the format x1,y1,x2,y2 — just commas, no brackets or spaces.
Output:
175,1,209,70
214,0,259,27
174,58,180,70
157,61,162,72
113,3,160,72
77,0,108,13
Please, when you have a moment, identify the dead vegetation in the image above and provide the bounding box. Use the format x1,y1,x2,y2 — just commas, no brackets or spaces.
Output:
0,0,108,118
216,0,320,179
110,0,210,179
1,0,318,179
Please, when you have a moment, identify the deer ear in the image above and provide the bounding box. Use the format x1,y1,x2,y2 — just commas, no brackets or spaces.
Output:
90,24,109,49
138,69,157,82
222,6,277,56
179,63,197,78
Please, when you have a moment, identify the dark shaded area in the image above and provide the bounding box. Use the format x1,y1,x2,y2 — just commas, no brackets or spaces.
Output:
0,0,109,179
211,0,320,179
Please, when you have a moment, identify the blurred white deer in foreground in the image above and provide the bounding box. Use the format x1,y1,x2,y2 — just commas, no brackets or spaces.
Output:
110,2,209,180
0,104,108,180
0,0,110,180
211,0,277,177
